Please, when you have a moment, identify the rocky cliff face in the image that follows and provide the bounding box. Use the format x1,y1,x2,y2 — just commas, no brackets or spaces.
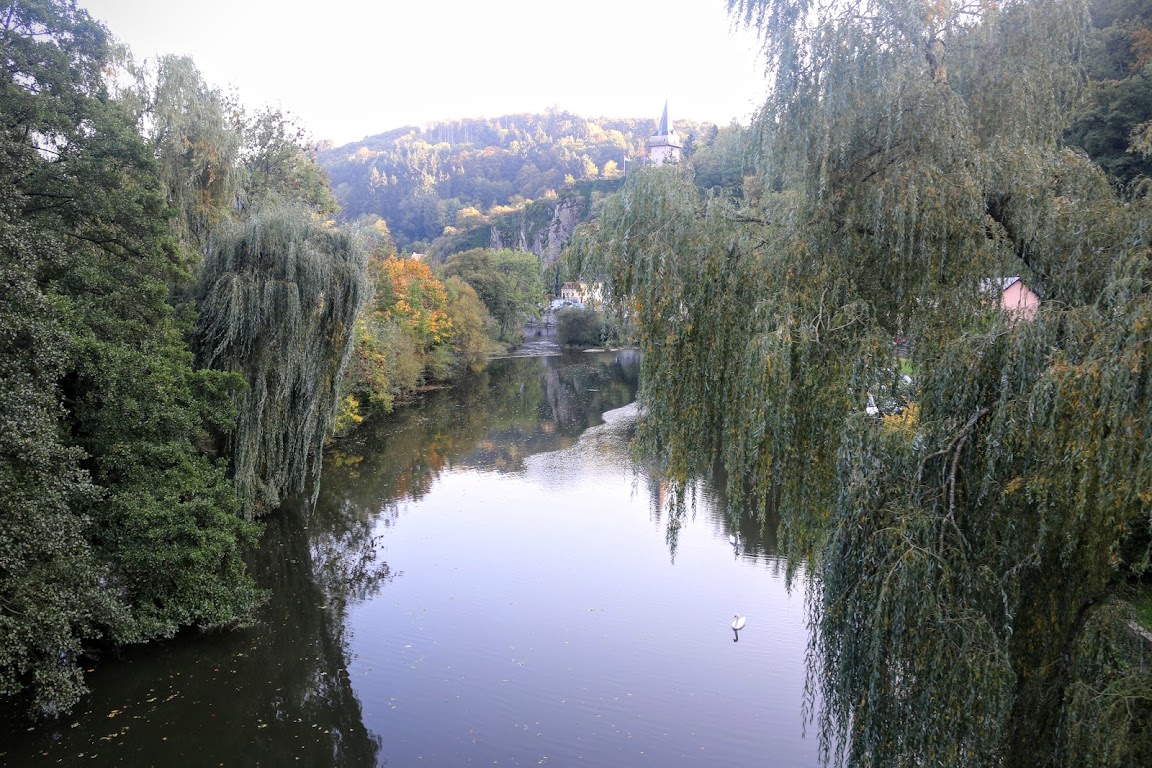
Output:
489,194,585,264
543,197,583,263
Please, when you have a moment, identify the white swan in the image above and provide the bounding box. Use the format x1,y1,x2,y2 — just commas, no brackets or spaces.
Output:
731,614,746,631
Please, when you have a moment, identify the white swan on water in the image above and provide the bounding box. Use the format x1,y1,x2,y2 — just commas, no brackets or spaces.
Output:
731,614,746,631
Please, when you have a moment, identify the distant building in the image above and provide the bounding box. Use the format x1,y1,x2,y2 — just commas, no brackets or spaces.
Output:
647,100,682,167
987,276,1040,321
557,279,605,308
559,281,582,302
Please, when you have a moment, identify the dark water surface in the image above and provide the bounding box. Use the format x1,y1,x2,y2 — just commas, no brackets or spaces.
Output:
3,351,818,767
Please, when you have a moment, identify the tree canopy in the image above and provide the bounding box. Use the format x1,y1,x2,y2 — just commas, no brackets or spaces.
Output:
339,251,496,423
0,0,262,717
579,0,1152,764
194,206,368,517
439,248,546,341
0,0,370,718
1067,0,1152,184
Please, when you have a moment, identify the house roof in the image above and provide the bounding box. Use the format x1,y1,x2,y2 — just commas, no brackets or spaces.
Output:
980,275,1023,294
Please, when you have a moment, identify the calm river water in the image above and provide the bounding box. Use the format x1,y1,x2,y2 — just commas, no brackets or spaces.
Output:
3,349,818,767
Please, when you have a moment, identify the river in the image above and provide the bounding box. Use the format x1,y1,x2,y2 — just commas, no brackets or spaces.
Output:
2,348,818,767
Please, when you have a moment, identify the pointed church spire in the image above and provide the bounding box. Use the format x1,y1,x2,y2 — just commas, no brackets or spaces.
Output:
647,98,683,166
658,99,672,137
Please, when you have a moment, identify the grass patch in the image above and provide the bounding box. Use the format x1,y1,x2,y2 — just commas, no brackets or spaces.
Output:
1133,583,1152,631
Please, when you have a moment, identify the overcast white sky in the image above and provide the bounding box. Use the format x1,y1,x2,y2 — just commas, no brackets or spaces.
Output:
79,0,768,146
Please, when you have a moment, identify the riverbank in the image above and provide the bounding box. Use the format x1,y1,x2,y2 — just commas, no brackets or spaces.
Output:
0,351,819,768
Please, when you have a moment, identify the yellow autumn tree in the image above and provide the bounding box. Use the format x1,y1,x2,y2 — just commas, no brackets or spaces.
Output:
373,256,453,349
338,254,497,430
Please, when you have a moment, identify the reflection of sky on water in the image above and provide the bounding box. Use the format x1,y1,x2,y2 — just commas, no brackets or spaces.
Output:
454,352,643,475
349,399,818,767
1,349,817,768
524,402,639,484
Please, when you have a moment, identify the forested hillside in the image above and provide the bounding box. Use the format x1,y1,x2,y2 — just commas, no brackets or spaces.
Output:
1067,0,1152,183
319,113,722,257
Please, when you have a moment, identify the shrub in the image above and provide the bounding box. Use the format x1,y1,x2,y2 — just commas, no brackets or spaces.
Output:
556,306,605,347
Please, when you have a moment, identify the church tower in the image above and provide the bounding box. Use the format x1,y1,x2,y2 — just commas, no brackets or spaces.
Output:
647,100,682,167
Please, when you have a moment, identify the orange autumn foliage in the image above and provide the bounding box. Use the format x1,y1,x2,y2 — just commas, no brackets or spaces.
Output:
371,256,453,346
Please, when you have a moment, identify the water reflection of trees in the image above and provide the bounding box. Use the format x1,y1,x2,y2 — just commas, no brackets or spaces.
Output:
223,350,640,761
643,458,784,565
3,351,641,765
5,501,384,767
238,504,384,765
319,352,640,519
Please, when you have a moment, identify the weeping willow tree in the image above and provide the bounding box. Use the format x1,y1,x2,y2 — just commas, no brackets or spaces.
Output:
195,206,368,517
579,0,1152,764
143,55,241,260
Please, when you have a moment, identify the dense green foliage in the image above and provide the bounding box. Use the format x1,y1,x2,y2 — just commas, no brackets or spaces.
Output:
126,55,364,517
439,248,546,341
1067,0,1152,184
240,104,340,216
556,307,608,347
138,54,241,260
0,0,369,718
318,112,716,253
690,123,752,196
443,275,497,372
0,0,262,717
131,55,339,258
579,0,1152,764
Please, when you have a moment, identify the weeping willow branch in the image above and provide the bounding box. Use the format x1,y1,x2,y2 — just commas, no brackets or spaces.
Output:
593,1,1152,764
194,205,368,517
914,406,989,500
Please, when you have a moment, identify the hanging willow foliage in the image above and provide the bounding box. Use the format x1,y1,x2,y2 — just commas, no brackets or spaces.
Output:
571,168,854,559
146,55,242,259
580,0,1152,764
195,206,368,517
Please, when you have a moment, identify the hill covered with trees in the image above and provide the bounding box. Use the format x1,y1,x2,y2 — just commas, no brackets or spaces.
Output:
318,112,729,259
1067,0,1152,184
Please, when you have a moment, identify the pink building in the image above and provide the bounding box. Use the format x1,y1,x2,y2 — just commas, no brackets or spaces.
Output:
997,276,1040,321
